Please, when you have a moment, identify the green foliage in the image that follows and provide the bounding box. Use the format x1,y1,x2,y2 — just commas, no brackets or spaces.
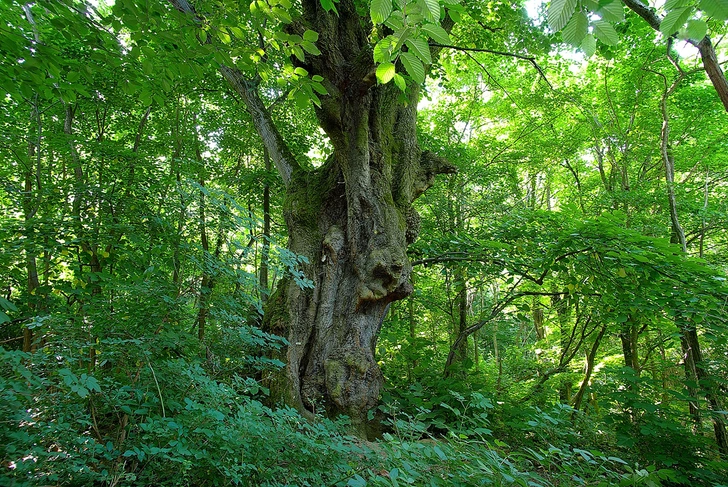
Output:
2,0,728,485
0,344,366,486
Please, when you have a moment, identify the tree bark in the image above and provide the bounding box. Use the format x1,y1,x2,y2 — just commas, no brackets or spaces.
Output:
553,293,572,403
22,97,41,352
655,68,728,454
259,148,272,302
532,296,544,340
619,316,639,373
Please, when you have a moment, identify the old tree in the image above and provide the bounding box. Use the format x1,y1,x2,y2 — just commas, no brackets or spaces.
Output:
160,0,728,433
167,0,457,432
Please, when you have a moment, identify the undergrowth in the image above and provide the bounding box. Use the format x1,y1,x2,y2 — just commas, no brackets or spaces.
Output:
6,334,722,487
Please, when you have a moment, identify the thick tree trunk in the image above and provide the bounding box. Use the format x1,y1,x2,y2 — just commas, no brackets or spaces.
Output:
265,83,452,433
258,0,453,433
172,0,453,434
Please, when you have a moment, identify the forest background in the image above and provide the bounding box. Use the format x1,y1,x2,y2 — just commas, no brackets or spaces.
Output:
2,0,728,486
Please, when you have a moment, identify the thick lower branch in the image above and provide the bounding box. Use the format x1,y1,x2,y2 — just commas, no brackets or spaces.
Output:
220,66,299,186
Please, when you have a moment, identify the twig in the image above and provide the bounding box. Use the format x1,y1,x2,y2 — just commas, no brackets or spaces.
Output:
145,355,166,418
429,43,552,89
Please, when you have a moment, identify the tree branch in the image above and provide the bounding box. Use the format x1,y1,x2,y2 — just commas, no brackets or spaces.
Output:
429,43,552,88
697,36,728,112
168,0,299,185
220,66,299,185
621,0,728,112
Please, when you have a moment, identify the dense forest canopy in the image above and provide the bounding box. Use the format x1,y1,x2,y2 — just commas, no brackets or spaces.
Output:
2,0,728,485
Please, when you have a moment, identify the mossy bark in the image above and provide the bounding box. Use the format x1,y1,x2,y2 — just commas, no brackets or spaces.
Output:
264,91,453,434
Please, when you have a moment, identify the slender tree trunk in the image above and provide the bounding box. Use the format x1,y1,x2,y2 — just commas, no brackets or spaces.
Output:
197,177,210,343
23,98,41,352
193,121,224,343
619,317,639,373
658,75,728,453
573,323,607,412
553,293,572,403
622,0,728,112
408,273,417,379
473,327,479,372
454,267,468,365
260,148,272,302
493,321,502,392
532,296,544,340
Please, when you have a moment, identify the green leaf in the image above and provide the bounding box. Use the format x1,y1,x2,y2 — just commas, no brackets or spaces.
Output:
0,297,18,312
422,23,451,44
385,10,405,30
598,0,624,22
272,6,293,23
581,33,597,57
376,62,396,84
665,0,691,9
311,81,328,94
0,311,9,325
699,0,728,20
303,30,319,42
293,88,309,108
660,7,692,36
301,41,321,55
684,19,708,40
292,45,305,62
347,475,367,487
230,26,245,39
400,51,425,84
593,20,619,45
371,0,393,24
405,37,432,64
548,0,578,32
319,0,338,13
423,0,441,20
373,37,396,63
393,72,406,91
218,29,231,44
562,11,588,46
433,445,448,460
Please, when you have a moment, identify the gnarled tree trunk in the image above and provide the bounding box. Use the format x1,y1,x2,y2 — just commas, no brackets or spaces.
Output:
266,2,454,434
167,0,457,434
